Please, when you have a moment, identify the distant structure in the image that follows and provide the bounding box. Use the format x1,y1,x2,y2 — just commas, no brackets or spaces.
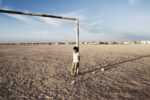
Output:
123,41,135,45
141,41,150,44
1,41,150,45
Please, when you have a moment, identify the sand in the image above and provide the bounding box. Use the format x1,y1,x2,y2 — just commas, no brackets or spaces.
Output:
0,44,150,100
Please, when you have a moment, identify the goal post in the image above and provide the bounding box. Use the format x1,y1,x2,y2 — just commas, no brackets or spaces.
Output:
0,9,79,50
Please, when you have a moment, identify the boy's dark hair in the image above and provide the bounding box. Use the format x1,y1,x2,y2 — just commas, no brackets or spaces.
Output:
73,46,79,52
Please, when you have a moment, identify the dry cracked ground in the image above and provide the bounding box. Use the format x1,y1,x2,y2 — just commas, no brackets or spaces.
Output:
0,44,150,100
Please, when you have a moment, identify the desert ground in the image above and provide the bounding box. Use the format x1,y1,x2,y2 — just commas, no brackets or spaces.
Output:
0,44,150,100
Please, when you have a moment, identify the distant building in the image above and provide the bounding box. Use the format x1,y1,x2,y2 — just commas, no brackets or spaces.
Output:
65,42,69,45
80,42,84,45
123,41,135,45
123,41,129,45
52,42,65,45
88,42,100,45
134,41,141,44
141,41,150,44
84,42,88,45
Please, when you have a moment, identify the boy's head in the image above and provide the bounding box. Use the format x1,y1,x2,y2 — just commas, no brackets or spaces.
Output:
73,46,79,52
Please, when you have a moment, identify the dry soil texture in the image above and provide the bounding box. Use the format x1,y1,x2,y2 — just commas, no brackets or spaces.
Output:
0,45,150,100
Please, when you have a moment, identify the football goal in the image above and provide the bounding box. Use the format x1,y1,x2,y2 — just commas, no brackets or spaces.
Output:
0,9,79,50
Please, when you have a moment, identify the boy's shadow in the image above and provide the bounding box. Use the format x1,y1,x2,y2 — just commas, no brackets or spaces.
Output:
81,54,150,76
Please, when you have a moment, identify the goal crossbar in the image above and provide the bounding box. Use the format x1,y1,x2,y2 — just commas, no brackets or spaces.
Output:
0,9,79,49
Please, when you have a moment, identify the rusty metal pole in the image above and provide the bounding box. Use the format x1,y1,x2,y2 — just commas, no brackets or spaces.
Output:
76,19,80,75
0,9,77,20
76,19,79,51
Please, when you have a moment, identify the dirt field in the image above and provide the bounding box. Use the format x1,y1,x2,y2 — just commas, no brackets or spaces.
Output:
0,44,150,100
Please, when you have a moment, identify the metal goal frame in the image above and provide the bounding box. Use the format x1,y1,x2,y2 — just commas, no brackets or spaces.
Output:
0,9,79,50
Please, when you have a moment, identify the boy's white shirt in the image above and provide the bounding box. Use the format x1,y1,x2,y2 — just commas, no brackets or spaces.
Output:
73,52,80,63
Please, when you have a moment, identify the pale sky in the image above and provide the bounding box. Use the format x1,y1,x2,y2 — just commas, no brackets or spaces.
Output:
0,0,150,43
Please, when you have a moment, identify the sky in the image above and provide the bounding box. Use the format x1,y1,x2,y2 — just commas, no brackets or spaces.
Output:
0,0,150,43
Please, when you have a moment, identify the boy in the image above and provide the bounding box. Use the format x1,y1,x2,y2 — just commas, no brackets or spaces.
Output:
71,46,80,77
